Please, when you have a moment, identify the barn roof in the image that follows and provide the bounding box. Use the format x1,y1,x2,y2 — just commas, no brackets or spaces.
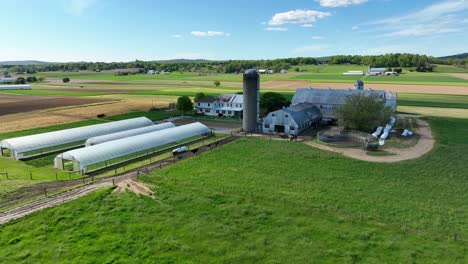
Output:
291,88,386,106
281,103,321,125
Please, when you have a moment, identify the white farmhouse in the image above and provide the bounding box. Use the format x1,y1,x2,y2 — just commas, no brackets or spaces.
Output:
195,94,243,117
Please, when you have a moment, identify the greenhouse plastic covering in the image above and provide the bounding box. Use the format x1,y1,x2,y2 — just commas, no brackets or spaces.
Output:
85,122,175,146
0,85,32,90
1,117,153,159
55,122,210,173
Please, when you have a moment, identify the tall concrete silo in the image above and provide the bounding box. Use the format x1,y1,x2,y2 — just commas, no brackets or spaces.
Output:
354,80,364,90
243,69,260,132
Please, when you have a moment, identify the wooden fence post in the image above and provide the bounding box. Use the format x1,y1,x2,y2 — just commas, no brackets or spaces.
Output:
30,172,32,180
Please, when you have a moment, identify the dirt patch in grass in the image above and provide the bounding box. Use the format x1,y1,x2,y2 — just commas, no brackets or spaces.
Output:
113,179,156,199
448,73,468,80
262,81,468,95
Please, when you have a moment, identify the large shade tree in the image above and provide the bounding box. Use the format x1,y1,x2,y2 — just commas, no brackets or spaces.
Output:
260,92,290,114
176,96,194,113
336,93,394,132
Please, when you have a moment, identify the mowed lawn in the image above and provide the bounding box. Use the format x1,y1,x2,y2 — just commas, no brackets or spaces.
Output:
0,117,466,263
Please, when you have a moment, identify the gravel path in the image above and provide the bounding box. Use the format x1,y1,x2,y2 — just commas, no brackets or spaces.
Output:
306,119,434,163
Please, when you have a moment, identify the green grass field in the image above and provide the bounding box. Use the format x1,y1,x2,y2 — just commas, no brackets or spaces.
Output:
398,93,468,109
31,64,468,86
0,117,467,263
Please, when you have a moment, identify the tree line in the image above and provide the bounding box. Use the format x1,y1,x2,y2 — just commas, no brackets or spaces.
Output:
1,54,466,74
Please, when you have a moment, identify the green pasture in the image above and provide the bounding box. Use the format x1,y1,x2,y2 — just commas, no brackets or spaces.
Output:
0,117,467,263
34,64,468,85
398,93,468,109
433,64,468,73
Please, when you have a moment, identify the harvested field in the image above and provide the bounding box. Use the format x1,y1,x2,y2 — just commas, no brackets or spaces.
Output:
43,88,150,93
0,99,172,133
448,73,468,80
262,80,468,95
0,94,113,116
398,106,468,119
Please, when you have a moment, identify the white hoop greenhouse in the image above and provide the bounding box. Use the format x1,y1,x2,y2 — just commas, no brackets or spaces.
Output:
0,85,32,90
54,122,211,174
0,117,154,160
85,122,175,147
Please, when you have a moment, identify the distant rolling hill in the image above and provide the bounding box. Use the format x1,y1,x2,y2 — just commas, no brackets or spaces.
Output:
438,53,468,60
0,60,50,66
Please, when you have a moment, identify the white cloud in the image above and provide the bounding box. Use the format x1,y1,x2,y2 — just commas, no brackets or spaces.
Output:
64,0,96,16
171,35,183,38
352,25,359,30
293,45,327,53
311,36,325,40
317,0,368,7
268,9,331,25
301,24,314,28
190,31,230,37
367,0,468,37
265,27,288,31
361,45,415,55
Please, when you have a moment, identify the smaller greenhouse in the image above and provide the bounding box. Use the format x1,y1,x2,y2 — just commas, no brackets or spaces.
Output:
85,122,175,146
0,117,154,160
0,85,32,90
54,122,211,174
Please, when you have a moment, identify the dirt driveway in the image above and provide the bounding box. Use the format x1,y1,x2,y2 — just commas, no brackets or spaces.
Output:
306,119,434,163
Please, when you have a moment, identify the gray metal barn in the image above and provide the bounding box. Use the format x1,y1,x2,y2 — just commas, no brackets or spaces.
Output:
262,103,321,135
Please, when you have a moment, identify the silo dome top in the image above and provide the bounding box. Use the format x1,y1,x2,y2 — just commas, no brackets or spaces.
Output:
244,69,259,78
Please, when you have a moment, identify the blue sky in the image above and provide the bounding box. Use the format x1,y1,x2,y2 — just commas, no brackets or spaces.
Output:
1,0,467,62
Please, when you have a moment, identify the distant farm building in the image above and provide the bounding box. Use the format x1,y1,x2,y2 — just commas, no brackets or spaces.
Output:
342,70,364,76
258,69,274,74
0,76,16,84
0,84,32,90
262,81,397,135
368,67,386,75
195,94,243,117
